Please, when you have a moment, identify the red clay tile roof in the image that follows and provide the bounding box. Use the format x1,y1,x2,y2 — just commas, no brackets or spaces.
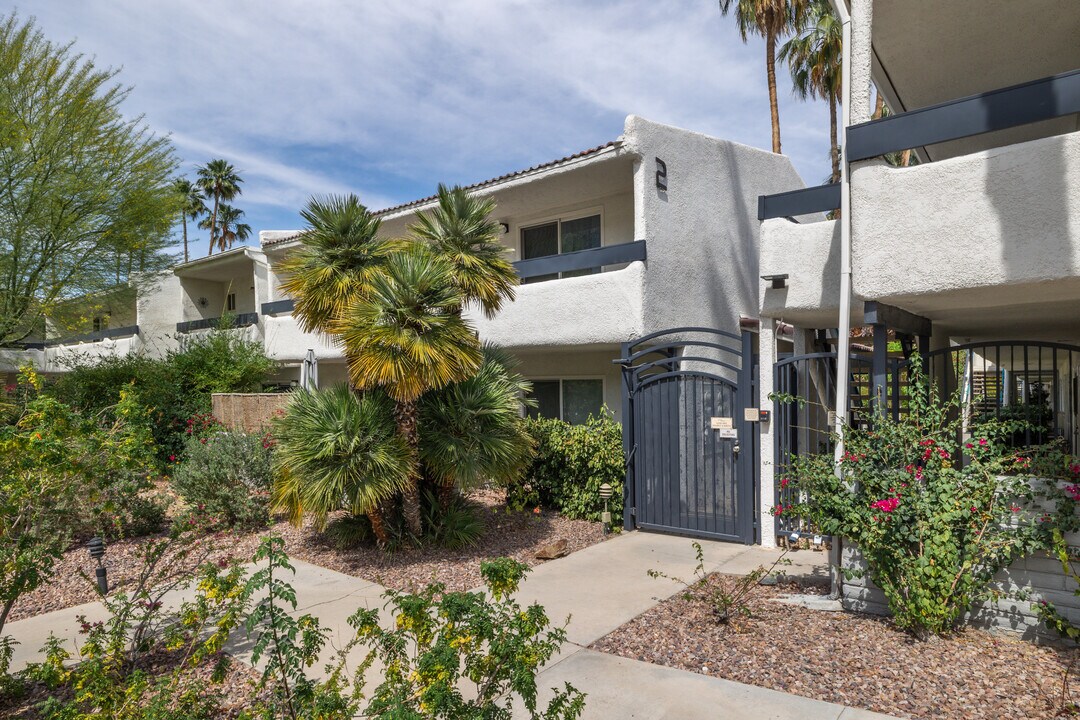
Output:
261,141,620,247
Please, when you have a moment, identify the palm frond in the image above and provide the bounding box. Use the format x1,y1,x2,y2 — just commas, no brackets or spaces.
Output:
271,386,412,528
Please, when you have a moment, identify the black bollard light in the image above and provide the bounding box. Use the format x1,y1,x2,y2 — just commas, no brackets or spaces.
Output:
87,536,108,595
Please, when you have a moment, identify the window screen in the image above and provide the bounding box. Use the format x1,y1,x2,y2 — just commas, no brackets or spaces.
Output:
562,379,604,425
560,215,601,279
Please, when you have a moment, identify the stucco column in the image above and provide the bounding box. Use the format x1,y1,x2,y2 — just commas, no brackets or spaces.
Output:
758,319,777,548
849,0,875,124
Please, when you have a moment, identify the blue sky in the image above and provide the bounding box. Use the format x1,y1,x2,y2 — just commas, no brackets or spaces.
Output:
27,0,831,258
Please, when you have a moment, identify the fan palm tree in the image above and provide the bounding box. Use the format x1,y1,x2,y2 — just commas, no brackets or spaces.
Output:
409,184,517,318
719,0,808,154
174,178,207,263
215,204,252,252
195,159,243,256
335,243,483,537
271,386,412,546
279,194,398,338
780,0,842,182
420,345,535,501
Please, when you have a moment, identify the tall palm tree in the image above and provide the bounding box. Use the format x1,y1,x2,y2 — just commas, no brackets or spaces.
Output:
198,204,251,254
780,0,842,182
409,184,517,318
215,204,252,252
173,178,207,263
195,159,243,256
279,194,397,338
271,386,412,546
719,0,808,154
335,243,483,537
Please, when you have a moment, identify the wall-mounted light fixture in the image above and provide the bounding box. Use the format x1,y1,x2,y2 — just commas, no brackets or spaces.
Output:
761,273,789,289
498,222,510,235
655,157,667,192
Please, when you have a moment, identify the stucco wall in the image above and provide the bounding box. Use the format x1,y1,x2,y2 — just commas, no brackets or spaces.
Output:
136,272,184,358
760,218,852,328
851,130,1080,313
625,115,806,338
262,315,341,363
464,262,645,349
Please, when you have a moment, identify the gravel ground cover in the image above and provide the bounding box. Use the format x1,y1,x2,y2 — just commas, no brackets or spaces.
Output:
11,490,606,622
592,575,1078,719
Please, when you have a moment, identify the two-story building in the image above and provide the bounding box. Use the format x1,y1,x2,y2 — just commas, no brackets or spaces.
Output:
755,0,1080,636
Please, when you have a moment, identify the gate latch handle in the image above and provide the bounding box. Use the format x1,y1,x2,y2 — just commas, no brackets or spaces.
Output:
733,443,740,455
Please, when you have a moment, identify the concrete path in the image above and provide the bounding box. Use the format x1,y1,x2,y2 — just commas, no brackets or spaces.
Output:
4,531,892,719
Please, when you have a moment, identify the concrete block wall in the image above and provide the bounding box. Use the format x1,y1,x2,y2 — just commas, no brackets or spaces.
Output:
841,541,1080,643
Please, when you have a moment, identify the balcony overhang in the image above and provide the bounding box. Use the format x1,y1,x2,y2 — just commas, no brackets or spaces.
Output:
869,0,1080,161
174,246,259,282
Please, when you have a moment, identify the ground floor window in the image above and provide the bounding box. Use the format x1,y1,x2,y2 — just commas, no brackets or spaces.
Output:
525,378,604,424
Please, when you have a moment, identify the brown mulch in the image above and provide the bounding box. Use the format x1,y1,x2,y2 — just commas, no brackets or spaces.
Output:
591,576,1079,720
10,489,606,622
0,648,268,719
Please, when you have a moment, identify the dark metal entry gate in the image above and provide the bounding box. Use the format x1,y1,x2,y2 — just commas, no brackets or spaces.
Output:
618,328,756,544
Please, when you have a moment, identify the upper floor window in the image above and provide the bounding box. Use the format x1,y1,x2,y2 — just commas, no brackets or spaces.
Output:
226,292,237,312
92,315,108,332
520,213,601,284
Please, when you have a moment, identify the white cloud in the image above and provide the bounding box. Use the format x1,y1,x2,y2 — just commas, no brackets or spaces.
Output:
25,0,833,229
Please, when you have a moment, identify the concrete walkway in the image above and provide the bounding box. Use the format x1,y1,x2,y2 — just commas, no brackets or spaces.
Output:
4,531,893,719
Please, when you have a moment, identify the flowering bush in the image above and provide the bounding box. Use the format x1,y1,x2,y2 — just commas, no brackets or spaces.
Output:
171,428,273,529
779,361,1070,638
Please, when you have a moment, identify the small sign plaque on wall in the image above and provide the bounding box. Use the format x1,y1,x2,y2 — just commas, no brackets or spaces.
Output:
710,417,733,430
717,429,738,440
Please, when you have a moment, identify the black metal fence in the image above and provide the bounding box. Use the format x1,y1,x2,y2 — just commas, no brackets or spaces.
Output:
772,341,1080,538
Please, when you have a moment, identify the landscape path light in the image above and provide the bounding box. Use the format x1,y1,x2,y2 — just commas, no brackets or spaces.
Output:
599,482,614,534
87,536,108,595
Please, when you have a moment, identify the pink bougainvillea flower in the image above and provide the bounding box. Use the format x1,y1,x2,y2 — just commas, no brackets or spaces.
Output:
965,442,974,449
533,506,541,514
915,468,924,480
169,455,176,463
1065,485,1080,502
978,438,988,446
919,439,934,447
1010,505,1021,513
1071,464,1080,476
780,477,790,489
870,497,900,513
938,448,949,459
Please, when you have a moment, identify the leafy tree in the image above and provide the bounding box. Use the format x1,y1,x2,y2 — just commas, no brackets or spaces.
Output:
718,0,808,154
195,159,243,256
780,0,842,182
278,194,397,338
271,385,412,545
0,14,179,345
335,243,483,537
410,184,518,318
174,178,207,263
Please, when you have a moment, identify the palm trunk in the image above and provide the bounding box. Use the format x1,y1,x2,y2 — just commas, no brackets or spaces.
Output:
900,149,912,167
829,96,839,184
766,32,782,154
367,506,391,546
207,193,220,256
874,92,885,120
394,399,423,538
182,216,189,263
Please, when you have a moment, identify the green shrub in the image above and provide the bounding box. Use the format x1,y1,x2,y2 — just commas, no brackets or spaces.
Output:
48,322,276,466
322,514,374,550
510,413,624,523
782,360,1068,638
171,430,273,529
421,489,484,549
